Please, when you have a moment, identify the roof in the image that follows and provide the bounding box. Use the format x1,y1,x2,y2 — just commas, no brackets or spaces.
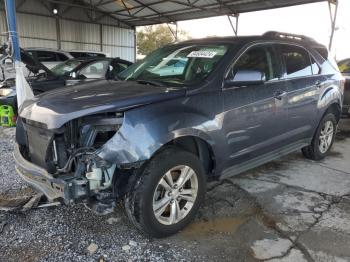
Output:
177,31,324,47
74,0,327,27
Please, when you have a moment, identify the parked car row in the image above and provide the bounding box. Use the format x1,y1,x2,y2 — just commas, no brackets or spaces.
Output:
0,48,132,115
25,48,108,69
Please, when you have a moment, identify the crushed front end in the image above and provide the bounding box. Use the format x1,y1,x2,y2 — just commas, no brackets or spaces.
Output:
14,113,124,205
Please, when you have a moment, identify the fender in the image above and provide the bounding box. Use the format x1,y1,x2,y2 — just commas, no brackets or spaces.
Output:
97,93,227,171
317,79,343,117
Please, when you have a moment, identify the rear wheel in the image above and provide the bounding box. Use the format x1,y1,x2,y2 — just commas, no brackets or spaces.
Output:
124,147,206,237
302,113,337,160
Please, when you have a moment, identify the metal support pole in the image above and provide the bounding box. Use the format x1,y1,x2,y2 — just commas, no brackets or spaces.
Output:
100,24,103,52
328,0,339,51
227,14,239,36
4,0,21,61
56,16,61,49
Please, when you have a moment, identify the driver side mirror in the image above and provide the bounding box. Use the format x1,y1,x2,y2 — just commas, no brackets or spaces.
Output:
225,69,266,87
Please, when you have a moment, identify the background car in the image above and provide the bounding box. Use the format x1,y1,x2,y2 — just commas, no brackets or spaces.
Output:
338,58,350,116
0,52,132,115
51,57,132,85
25,48,73,69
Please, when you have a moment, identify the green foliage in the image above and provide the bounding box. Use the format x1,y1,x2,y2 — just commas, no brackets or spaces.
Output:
137,25,189,56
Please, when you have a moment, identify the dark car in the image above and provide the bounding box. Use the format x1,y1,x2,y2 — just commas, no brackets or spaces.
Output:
0,54,132,113
338,58,350,116
50,57,132,86
14,32,343,237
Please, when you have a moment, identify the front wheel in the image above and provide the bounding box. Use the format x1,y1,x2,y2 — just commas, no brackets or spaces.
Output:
124,147,206,237
302,113,337,160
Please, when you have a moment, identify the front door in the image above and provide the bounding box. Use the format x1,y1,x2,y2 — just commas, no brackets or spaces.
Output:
222,44,289,169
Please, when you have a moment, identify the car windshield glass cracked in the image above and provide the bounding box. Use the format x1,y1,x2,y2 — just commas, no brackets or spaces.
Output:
119,44,228,86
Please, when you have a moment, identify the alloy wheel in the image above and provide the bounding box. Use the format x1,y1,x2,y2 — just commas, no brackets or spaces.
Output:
152,165,198,225
319,120,334,154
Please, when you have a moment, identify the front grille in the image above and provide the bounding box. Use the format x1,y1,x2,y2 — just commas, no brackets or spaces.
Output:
25,123,54,170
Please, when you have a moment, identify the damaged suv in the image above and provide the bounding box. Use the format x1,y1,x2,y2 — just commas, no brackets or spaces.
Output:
14,32,343,237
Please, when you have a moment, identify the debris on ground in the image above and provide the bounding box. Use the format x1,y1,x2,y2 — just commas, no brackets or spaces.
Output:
122,245,131,252
129,240,137,247
86,243,99,255
106,217,120,225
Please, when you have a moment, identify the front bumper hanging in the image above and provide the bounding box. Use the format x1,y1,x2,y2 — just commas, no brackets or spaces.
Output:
13,144,89,204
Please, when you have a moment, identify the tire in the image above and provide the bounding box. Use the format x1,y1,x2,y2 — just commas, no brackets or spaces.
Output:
124,146,206,237
302,113,337,160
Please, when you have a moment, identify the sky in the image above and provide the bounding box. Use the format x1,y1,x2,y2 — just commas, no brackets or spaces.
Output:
175,0,350,60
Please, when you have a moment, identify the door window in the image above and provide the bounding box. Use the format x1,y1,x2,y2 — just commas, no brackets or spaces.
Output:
229,45,279,82
280,45,313,78
79,60,110,79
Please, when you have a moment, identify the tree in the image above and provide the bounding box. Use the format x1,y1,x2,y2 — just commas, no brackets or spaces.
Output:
137,25,189,56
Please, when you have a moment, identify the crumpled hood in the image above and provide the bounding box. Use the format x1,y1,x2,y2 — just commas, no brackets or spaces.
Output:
19,80,185,129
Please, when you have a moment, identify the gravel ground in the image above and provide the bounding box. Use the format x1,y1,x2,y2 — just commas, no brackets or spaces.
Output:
1,119,350,262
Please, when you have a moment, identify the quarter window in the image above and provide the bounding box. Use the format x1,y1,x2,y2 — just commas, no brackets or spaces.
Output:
280,45,313,78
229,46,279,81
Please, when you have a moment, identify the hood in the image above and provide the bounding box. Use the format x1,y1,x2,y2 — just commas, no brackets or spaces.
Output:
20,49,54,76
19,80,186,129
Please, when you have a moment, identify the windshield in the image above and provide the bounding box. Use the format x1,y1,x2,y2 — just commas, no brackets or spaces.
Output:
51,60,84,76
338,59,350,74
119,44,228,86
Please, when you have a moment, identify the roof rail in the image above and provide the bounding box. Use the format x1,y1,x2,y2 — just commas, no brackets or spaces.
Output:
263,31,316,43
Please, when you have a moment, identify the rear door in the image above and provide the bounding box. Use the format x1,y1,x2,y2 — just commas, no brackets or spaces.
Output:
222,43,289,167
278,44,323,143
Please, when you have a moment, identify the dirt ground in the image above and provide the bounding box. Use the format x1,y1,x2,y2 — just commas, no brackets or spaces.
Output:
0,119,350,262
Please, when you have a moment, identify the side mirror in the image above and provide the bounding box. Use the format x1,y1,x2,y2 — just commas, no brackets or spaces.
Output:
225,69,266,87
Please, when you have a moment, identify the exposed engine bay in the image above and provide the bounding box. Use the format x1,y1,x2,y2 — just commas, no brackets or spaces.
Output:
16,112,126,205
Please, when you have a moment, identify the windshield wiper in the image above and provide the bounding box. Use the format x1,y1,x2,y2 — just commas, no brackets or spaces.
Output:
136,79,166,87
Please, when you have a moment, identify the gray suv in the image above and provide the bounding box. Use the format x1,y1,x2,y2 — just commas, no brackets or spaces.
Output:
14,32,343,237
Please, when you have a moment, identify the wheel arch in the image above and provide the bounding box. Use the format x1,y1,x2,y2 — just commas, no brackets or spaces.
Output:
325,102,341,123
159,135,216,177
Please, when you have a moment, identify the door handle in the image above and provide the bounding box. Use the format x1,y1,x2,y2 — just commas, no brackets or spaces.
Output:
274,90,287,100
315,80,322,89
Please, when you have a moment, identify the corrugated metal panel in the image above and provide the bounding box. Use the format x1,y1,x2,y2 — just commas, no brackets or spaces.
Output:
17,13,57,40
20,38,57,49
0,11,7,44
60,20,100,44
102,45,134,62
61,42,101,52
103,26,134,47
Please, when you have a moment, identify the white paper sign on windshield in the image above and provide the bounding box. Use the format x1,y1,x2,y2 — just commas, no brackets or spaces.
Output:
187,50,217,58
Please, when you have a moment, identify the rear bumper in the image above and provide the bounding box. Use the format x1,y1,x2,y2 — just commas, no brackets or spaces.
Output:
14,144,87,204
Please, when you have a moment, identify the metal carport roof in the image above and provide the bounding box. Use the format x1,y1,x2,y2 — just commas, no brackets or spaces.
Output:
48,0,330,27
